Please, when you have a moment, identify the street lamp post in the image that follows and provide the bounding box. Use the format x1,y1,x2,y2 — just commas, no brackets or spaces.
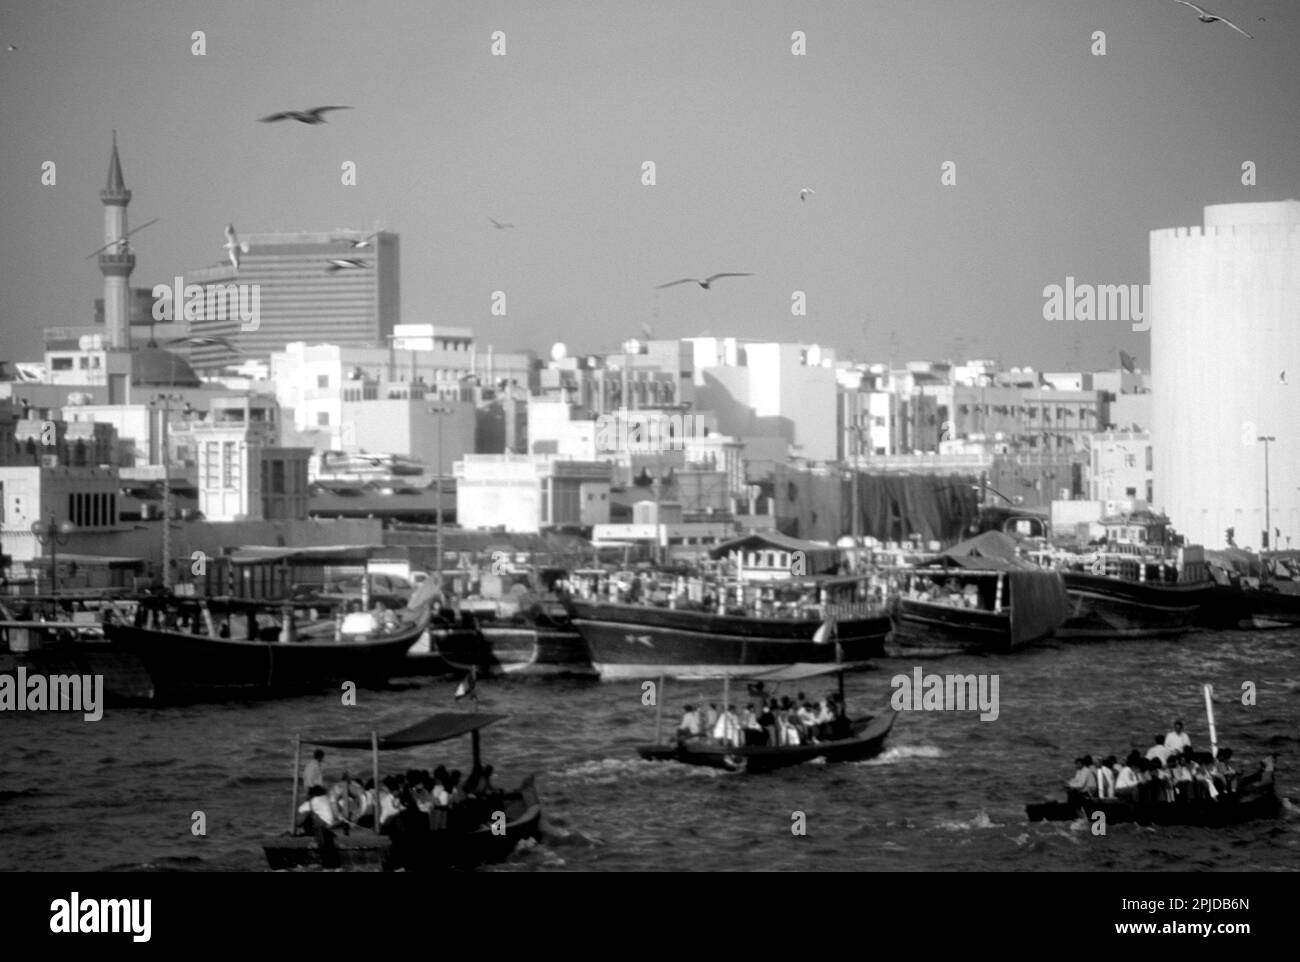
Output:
1258,435,1276,551
150,393,185,589
30,515,75,596
428,405,454,580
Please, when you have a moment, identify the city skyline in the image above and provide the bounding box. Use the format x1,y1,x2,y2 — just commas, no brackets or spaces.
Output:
3,1,1298,368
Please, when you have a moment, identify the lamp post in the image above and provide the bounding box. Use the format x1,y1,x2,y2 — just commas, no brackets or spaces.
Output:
1258,435,1275,551
30,515,75,596
428,404,454,579
150,392,185,589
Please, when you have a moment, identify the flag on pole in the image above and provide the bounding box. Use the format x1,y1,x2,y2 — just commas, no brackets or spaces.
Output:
454,666,478,700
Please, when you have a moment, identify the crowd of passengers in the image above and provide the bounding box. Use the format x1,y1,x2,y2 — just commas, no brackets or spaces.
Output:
1064,720,1276,804
296,749,506,843
676,690,855,747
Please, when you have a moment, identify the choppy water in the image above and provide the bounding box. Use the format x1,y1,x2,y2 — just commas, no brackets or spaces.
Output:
1,629,1297,871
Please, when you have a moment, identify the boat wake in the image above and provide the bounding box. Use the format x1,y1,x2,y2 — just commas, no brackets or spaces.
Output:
853,744,943,766
936,809,1002,831
554,757,725,783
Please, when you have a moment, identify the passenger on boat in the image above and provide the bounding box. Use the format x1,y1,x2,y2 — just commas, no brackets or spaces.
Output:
378,776,404,832
1145,735,1173,765
298,785,345,866
713,705,742,747
705,704,719,730
1152,759,1176,802
1209,749,1237,794
677,704,703,740
1115,752,1141,800
1096,756,1116,799
758,701,777,746
1066,757,1098,796
797,702,819,743
303,749,326,791
1164,720,1192,754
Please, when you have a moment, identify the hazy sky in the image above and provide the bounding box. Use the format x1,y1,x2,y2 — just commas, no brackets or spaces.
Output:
1,0,1296,370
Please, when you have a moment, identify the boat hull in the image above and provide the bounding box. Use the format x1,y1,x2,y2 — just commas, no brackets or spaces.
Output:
1197,584,1300,630
103,619,423,701
1057,573,1212,639
479,624,596,678
568,601,889,681
262,778,542,871
889,599,1021,655
638,713,896,773
1026,785,1280,827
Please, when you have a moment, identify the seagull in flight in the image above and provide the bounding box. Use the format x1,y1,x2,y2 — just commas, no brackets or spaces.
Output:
258,106,351,125
1281,370,1288,385
1172,1,1254,38
224,224,249,270
85,217,160,258
6,43,16,52
488,216,515,230
333,232,378,249
656,273,753,290
799,187,815,203
325,258,370,274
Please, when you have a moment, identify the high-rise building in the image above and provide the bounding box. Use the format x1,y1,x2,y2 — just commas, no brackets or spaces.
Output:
183,229,400,364
1150,201,1300,549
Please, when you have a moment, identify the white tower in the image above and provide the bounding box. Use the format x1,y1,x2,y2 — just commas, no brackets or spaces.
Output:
99,131,133,349
1150,201,1300,549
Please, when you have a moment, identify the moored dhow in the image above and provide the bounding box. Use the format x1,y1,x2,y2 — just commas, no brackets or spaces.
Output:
889,531,1070,655
566,575,890,681
103,595,427,701
1038,511,1214,639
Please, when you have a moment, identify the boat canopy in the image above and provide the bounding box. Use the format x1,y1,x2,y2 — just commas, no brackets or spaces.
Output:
937,530,1037,571
670,661,874,683
303,713,507,750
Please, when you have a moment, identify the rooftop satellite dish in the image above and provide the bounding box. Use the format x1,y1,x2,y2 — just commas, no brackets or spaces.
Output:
550,342,568,362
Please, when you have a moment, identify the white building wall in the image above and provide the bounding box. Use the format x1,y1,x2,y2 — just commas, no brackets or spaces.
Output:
1151,202,1300,549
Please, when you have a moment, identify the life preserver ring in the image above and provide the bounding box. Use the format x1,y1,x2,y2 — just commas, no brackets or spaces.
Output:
328,781,367,821
1090,558,1105,576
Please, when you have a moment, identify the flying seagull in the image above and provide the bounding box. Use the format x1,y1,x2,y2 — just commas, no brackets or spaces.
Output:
85,217,160,258
166,335,244,354
656,273,753,290
1171,1,1254,38
224,223,249,270
344,232,378,249
799,188,815,202
6,44,16,52
258,106,351,125
325,258,370,274
1281,370,1288,385
488,216,515,230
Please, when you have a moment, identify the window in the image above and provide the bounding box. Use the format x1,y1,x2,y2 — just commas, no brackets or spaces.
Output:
222,441,240,489
1145,446,1153,471
317,374,329,389
51,357,73,371
271,460,286,494
1125,487,1137,497
203,442,220,487
317,411,330,426
1124,453,1136,469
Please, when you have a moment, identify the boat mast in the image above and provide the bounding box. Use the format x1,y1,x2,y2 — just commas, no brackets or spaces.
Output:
1203,683,1218,759
371,731,381,836
290,736,302,834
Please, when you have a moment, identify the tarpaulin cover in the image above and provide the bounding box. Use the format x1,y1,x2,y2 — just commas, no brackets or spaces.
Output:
304,713,506,750
775,467,980,545
1007,569,1070,647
